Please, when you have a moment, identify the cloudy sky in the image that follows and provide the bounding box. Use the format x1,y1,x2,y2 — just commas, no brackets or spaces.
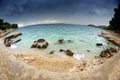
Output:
0,0,119,27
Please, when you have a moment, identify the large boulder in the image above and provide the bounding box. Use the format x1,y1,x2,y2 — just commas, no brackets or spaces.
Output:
31,39,49,49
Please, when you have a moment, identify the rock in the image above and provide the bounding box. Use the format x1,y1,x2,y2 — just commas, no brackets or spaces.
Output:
100,47,118,58
67,40,73,43
5,42,11,47
31,39,49,49
11,39,21,44
58,39,64,44
65,50,74,56
86,50,90,52
59,49,65,52
37,39,45,43
98,34,102,37
42,42,49,49
5,32,22,39
4,32,22,47
49,50,55,54
96,43,103,47
31,41,38,48
37,45,41,49
99,49,113,58
108,47,117,53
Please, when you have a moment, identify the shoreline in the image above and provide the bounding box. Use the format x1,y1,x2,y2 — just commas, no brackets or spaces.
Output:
0,29,15,38
102,30,120,47
0,29,120,80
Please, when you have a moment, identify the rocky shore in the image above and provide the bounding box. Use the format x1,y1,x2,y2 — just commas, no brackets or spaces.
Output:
0,30,120,80
102,30,120,46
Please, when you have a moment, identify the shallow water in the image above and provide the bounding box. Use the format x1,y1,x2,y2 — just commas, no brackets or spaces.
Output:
7,24,116,58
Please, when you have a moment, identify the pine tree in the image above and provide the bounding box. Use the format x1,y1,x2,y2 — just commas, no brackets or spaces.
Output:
108,3,120,32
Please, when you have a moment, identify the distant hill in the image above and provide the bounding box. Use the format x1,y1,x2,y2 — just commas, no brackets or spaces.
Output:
87,24,107,29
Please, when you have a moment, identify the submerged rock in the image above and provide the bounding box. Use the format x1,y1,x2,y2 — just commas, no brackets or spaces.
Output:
49,50,55,54
57,39,73,44
59,49,65,52
96,43,103,47
58,39,64,44
11,39,21,44
65,50,74,56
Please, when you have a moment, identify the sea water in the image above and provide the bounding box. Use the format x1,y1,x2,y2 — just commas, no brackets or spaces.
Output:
7,24,116,58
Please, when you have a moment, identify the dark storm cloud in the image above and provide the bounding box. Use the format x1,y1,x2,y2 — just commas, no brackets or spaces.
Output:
0,0,119,26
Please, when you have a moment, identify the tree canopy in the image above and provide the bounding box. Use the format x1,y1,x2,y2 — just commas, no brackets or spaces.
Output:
107,3,120,32
0,19,18,30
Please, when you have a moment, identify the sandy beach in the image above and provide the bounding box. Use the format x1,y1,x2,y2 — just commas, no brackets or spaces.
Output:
0,30,120,80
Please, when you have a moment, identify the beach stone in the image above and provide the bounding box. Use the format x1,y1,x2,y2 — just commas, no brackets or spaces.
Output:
65,50,74,56
96,43,103,47
58,39,64,44
49,50,55,54
59,49,65,52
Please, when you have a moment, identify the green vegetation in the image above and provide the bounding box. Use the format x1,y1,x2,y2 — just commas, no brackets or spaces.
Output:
107,3,120,32
0,19,18,30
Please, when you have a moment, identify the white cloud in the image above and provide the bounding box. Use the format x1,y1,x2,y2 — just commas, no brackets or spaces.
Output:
18,19,64,27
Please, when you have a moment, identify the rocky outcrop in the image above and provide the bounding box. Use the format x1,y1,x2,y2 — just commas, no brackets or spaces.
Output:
102,30,120,46
99,48,118,58
31,39,49,49
4,32,22,47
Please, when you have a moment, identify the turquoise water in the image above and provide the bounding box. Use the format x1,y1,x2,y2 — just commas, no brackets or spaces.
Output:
7,24,115,57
